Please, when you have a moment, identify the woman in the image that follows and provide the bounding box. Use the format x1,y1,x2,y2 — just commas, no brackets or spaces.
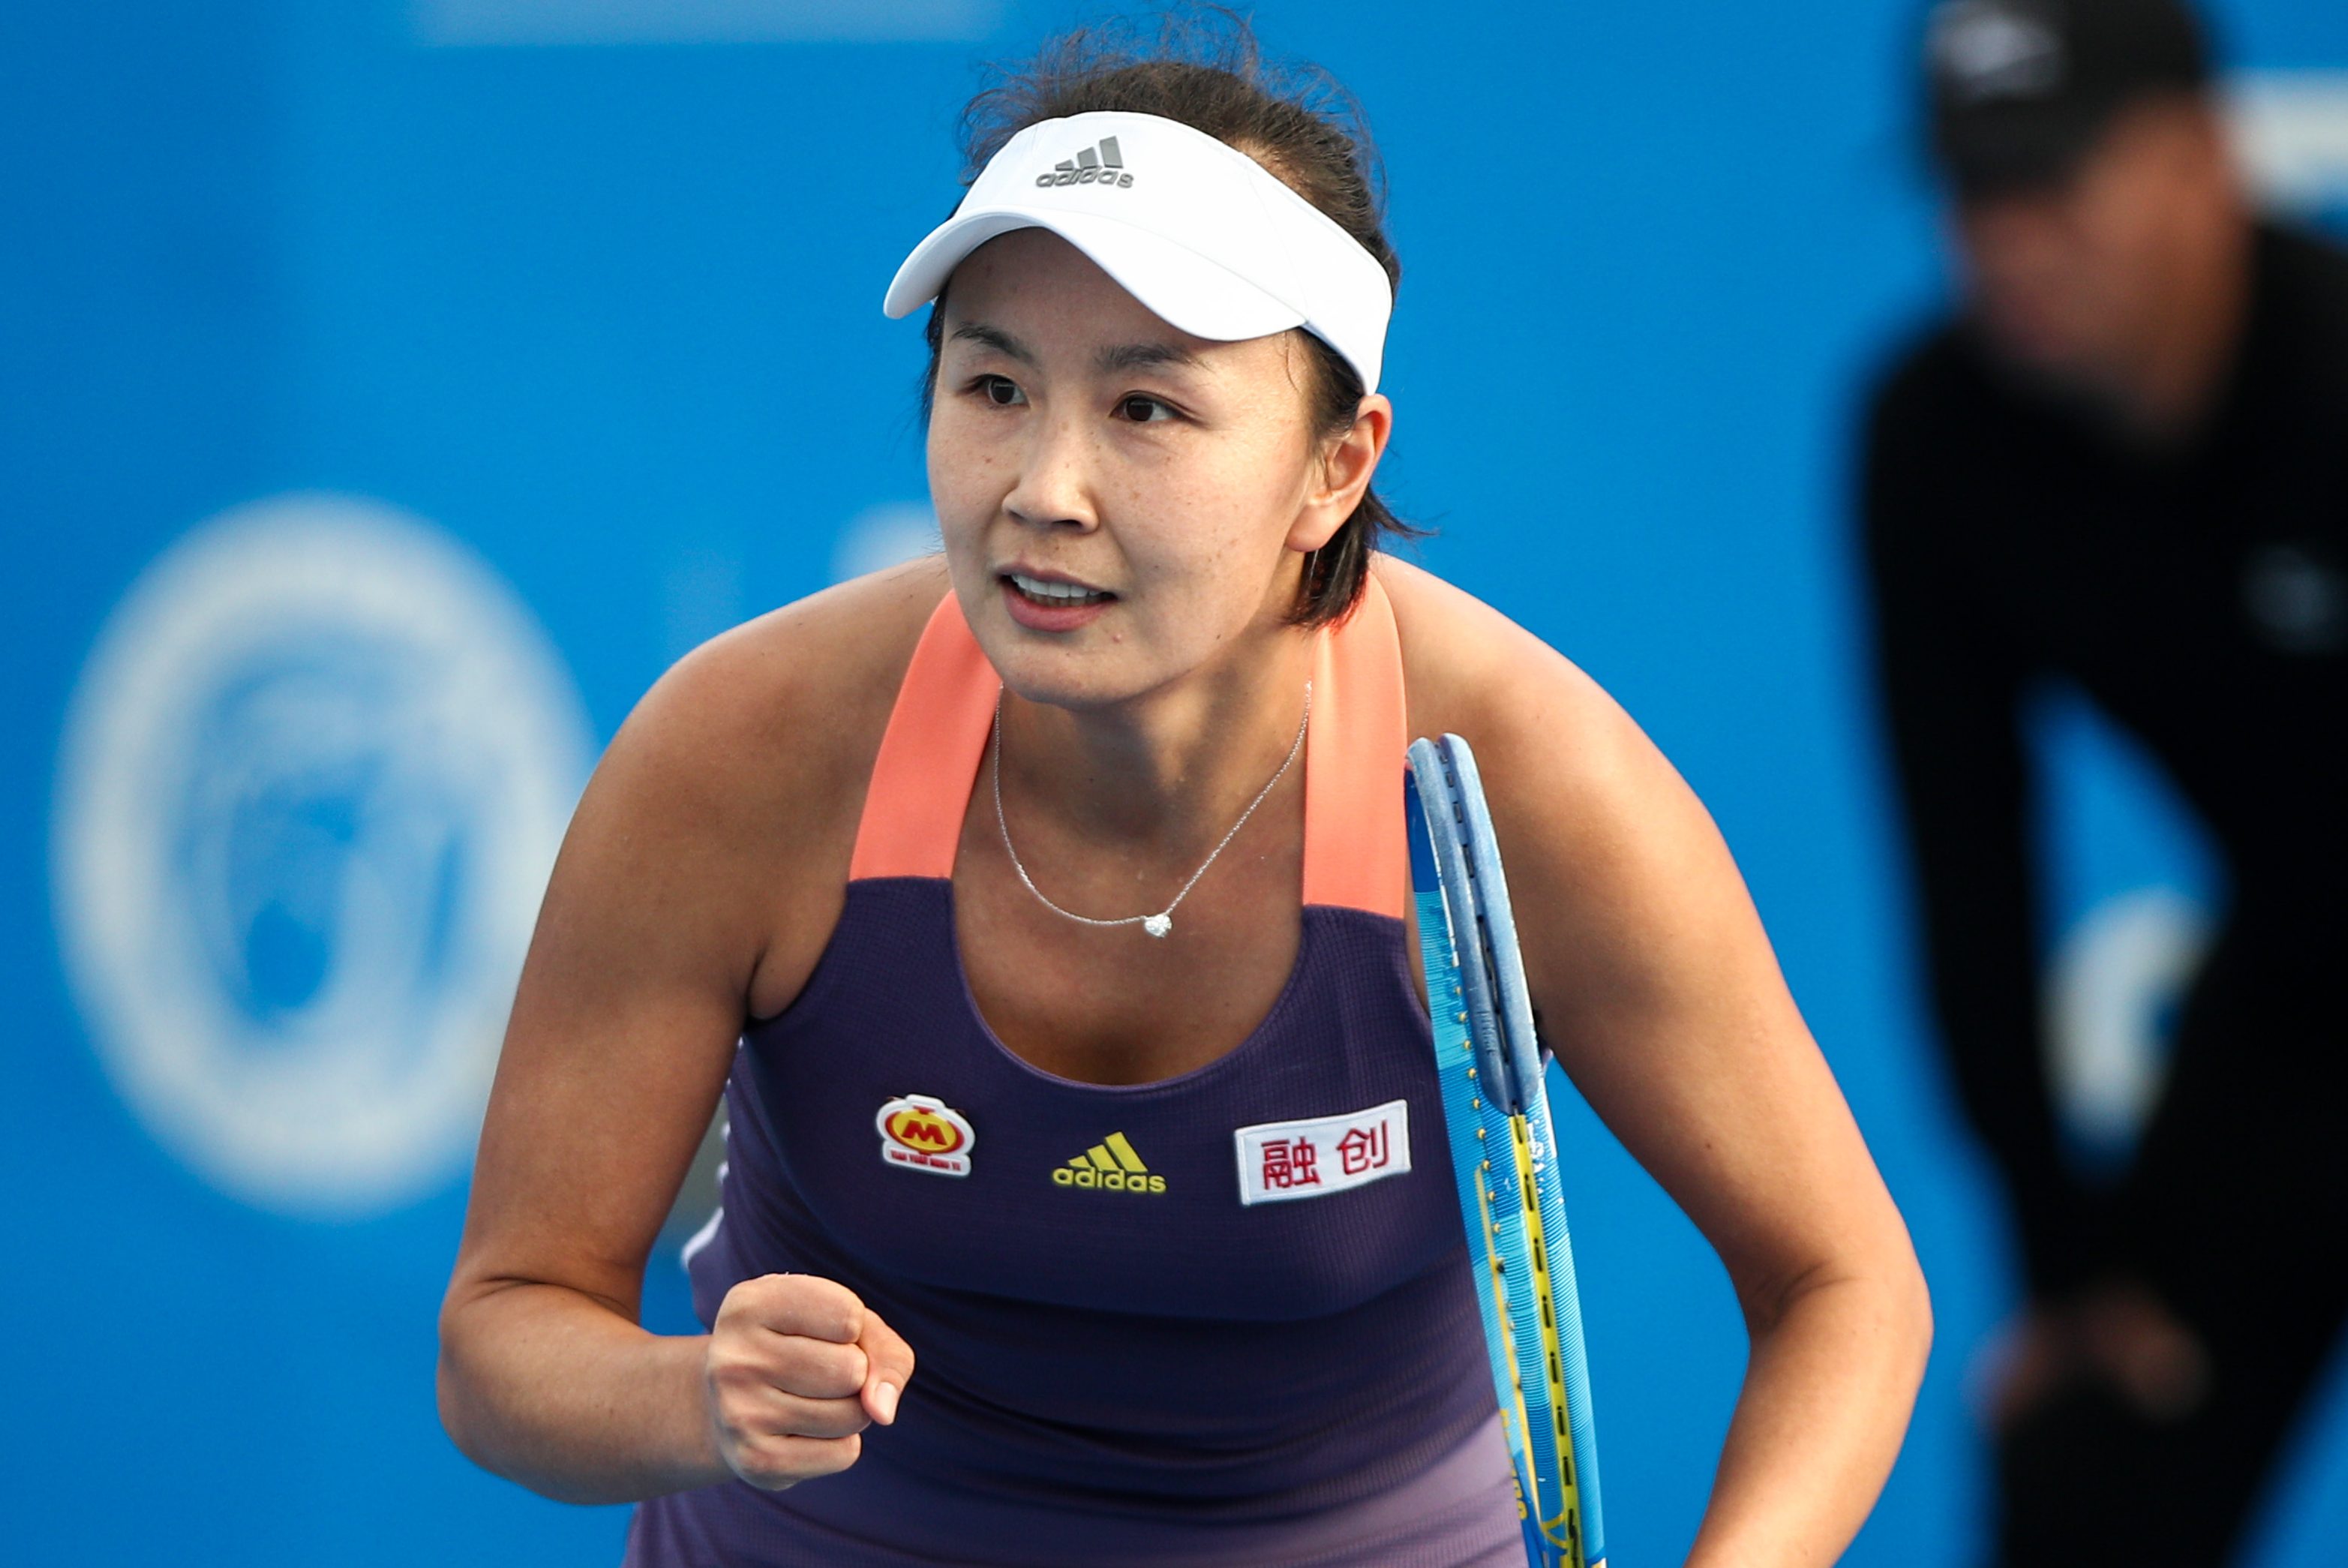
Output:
437,21,1929,1567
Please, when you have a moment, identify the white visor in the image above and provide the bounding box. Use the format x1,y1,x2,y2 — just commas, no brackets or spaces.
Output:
882,110,1392,394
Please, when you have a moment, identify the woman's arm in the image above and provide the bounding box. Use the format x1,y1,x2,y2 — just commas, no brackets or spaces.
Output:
437,571,932,1504
1390,563,1932,1566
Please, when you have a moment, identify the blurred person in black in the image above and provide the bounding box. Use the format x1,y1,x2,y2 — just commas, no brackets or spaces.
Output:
1860,0,2348,1562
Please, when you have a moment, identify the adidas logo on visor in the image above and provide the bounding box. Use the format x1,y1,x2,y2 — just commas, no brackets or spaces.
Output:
1035,136,1134,189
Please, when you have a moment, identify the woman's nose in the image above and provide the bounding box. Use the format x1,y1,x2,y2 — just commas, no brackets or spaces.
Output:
1001,412,1100,532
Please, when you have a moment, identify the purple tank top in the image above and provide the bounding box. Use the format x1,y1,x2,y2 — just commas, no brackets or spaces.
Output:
624,581,1517,1566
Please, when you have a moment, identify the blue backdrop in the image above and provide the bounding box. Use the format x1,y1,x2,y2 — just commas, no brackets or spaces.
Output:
8,2,2347,1563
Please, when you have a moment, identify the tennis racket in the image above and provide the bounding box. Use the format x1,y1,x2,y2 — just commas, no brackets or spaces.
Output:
1406,734,1606,1568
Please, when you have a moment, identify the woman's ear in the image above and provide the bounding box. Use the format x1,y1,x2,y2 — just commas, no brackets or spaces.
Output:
1287,392,1392,554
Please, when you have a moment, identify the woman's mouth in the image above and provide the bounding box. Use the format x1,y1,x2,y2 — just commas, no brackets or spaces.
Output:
1001,570,1115,631
1005,571,1112,606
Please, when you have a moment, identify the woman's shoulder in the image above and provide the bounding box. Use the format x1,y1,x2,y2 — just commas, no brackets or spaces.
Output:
511,558,951,1029
1373,554,1629,764
601,556,951,861
1371,551,1596,722
1371,560,1727,963
634,556,944,764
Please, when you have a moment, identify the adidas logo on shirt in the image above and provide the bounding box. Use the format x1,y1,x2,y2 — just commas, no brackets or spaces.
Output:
1035,136,1133,189
1052,1131,1166,1194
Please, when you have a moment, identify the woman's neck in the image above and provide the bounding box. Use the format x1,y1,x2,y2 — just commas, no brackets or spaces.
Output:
996,626,1317,855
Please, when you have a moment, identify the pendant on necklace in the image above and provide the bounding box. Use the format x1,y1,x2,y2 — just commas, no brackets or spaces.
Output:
1142,913,1173,939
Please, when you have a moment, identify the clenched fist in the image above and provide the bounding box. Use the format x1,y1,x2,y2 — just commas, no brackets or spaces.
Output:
703,1273,916,1491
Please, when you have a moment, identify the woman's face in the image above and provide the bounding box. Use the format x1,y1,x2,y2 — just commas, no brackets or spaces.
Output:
927,227,1376,709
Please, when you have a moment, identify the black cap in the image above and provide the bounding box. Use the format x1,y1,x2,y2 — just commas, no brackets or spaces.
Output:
1924,0,2211,196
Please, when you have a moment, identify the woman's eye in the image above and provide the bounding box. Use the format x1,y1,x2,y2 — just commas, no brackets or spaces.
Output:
1118,394,1175,423
977,375,1025,407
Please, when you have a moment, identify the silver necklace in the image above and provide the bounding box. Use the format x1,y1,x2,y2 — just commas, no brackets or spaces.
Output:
991,681,1311,939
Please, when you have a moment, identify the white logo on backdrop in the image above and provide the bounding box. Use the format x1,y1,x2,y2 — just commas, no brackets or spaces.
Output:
2229,72,2348,214
831,500,941,584
411,0,1003,47
2043,888,2210,1155
51,494,593,1218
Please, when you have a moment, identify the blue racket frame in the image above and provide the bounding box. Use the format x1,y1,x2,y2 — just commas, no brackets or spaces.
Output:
1407,734,1606,1568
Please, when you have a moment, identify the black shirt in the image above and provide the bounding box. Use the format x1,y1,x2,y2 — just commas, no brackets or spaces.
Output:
1860,222,2348,1296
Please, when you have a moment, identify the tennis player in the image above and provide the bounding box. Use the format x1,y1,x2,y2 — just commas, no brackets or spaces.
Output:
437,21,1929,1566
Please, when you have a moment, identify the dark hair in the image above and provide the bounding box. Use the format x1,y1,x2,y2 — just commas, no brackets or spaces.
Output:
919,8,1413,628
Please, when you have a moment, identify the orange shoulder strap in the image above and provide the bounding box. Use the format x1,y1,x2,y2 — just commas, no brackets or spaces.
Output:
848,593,997,882
849,575,1407,912
1302,572,1407,918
